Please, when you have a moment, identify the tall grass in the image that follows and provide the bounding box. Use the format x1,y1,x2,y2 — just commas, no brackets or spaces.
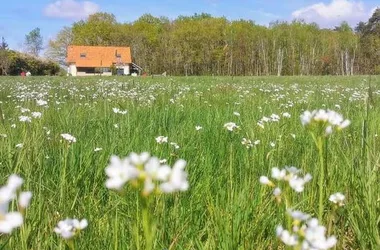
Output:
0,75,379,249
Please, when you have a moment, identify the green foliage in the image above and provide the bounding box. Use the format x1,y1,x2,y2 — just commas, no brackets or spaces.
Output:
1,50,60,75
110,64,117,75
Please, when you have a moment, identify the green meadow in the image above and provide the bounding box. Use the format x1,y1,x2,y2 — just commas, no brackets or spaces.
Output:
0,76,379,249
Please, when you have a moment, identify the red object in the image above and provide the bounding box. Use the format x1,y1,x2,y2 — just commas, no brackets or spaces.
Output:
21,71,26,78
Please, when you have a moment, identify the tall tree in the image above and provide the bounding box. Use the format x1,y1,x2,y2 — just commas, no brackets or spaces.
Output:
25,28,43,57
45,27,73,64
1,37,8,50
0,37,10,75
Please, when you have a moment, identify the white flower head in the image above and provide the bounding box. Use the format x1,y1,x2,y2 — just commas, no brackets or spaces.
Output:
61,134,76,143
54,218,88,239
259,176,274,186
19,116,31,123
329,192,345,206
300,109,350,136
195,125,203,131
160,159,189,193
0,175,31,234
224,122,239,131
31,112,42,119
19,192,32,208
155,136,168,144
36,100,47,106
105,155,139,190
105,152,189,195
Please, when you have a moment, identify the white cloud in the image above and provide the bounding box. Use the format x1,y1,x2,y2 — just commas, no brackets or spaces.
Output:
44,0,100,20
292,0,375,27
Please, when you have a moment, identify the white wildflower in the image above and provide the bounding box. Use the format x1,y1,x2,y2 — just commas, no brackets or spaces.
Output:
300,109,350,135
61,134,76,143
155,136,168,144
241,138,253,148
160,159,189,193
271,167,286,180
224,122,239,131
31,112,42,118
19,116,31,123
195,125,203,131
54,218,88,239
19,191,32,208
36,100,47,106
329,192,345,206
0,175,31,234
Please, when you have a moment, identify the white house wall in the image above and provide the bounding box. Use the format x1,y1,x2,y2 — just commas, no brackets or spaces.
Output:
68,64,77,76
122,65,130,75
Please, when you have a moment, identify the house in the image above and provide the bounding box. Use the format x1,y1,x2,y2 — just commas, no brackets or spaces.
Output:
66,45,132,76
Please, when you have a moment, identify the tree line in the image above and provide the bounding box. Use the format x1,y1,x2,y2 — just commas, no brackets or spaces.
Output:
43,9,380,76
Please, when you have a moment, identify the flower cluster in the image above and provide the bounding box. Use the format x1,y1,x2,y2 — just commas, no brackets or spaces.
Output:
329,192,345,207
61,133,77,143
0,175,32,234
224,122,239,131
105,152,189,195
155,136,168,144
54,218,88,239
112,107,128,115
260,167,312,196
241,138,260,149
300,110,350,136
276,210,337,249
257,113,282,129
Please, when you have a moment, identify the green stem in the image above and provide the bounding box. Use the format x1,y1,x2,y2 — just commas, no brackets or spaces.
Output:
141,197,155,250
229,142,234,249
66,240,75,250
59,146,69,207
114,208,118,250
317,136,325,221
135,195,140,250
327,206,336,236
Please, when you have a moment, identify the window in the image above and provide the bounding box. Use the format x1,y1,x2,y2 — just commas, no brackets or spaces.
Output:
80,53,86,58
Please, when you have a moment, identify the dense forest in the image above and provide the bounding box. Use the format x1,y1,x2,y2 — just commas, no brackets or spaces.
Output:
46,9,380,76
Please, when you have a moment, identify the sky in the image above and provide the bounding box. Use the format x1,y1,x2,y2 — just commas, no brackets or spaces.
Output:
0,0,378,51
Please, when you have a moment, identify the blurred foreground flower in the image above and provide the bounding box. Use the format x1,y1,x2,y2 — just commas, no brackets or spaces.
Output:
0,174,32,234
300,109,350,136
260,167,312,196
54,218,88,239
276,210,337,250
105,152,189,195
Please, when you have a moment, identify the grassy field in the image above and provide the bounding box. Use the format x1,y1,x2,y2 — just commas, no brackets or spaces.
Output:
0,75,379,249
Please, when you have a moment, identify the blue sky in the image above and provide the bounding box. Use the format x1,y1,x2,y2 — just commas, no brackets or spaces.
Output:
0,0,378,51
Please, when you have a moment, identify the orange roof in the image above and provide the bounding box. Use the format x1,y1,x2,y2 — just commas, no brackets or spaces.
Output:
67,45,132,67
